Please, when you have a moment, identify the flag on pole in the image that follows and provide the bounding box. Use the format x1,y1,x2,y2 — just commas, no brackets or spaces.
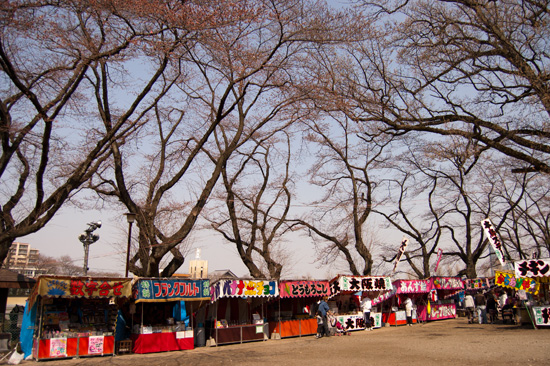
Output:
391,237,409,275
481,218,506,266
433,248,443,273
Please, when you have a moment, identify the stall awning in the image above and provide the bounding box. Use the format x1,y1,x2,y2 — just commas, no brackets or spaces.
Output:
278,280,330,298
28,276,132,308
210,279,278,302
495,270,539,295
133,278,210,303
329,275,393,296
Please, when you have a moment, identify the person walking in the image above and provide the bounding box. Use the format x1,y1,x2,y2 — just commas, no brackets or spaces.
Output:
475,291,487,324
464,293,476,324
361,294,373,331
404,296,414,326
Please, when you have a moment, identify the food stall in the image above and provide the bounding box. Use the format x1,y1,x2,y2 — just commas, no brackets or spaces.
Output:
328,275,393,331
373,277,463,325
424,277,464,321
268,280,331,338
512,259,550,327
130,277,210,354
208,279,278,345
26,275,132,361
373,279,430,325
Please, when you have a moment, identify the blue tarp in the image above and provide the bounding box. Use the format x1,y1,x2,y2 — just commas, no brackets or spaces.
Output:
173,301,189,327
20,300,37,358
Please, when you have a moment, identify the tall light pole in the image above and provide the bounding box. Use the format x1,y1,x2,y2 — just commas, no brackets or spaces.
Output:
124,213,136,277
78,221,101,276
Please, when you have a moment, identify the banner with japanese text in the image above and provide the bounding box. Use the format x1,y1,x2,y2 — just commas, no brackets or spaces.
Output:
279,281,330,298
431,277,464,290
514,259,550,278
330,276,392,295
481,218,506,266
29,276,132,308
532,306,550,327
134,278,210,303
211,279,278,302
463,278,492,291
494,270,539,294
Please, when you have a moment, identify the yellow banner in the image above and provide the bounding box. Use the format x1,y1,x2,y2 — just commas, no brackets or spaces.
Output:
29,276,132,308
494,271,539,295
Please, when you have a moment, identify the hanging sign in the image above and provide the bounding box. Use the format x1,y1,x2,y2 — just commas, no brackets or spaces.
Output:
330,276,392,295
515,259,550,278
481,218,506,266
391,237,409,274
494,270,538,294
431,277,463,290
134,278,210,303
279,281,330,298
29,276,132,308
210,279,278,302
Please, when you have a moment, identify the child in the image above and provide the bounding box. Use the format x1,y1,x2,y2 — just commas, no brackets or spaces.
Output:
316,310,323,338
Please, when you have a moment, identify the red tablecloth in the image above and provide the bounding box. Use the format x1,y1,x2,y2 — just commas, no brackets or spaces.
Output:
131,332,194,354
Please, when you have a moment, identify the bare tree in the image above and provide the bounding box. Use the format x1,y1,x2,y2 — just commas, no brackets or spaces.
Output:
350,0,550,175
206,132,295,279
87,0,354,277
0,0,174,267
289,114,392,276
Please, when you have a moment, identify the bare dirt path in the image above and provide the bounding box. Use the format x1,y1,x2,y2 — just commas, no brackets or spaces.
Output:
12,318,550,366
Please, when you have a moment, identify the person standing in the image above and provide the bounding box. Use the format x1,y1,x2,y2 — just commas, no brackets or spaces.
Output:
486,292,498,324
475,291,487,324
404,296,414,326
464,293,476,324
317,296,331,337
361,295,373,331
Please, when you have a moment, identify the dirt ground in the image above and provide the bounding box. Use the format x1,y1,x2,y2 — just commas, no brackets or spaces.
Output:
7,317,550,366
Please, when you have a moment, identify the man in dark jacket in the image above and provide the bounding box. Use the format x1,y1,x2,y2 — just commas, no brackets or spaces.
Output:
475,292,487,324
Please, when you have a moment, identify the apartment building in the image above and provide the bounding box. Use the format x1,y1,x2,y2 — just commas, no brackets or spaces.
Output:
4,242,40,277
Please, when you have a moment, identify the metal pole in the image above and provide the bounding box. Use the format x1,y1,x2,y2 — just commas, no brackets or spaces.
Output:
125,221,133,277
83,242,89,276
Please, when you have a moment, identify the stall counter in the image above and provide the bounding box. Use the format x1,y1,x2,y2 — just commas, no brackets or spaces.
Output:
33,335,114,360
268,318,317,338
382,310,418,326
211,324,268,345
335,312,382,331
131,331,194,354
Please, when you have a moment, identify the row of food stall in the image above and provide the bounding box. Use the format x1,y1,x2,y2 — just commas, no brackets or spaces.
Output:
19,274,472,361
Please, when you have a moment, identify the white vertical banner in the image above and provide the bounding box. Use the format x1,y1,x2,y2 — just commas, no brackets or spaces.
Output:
391,237,409,275
481,218,506,266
